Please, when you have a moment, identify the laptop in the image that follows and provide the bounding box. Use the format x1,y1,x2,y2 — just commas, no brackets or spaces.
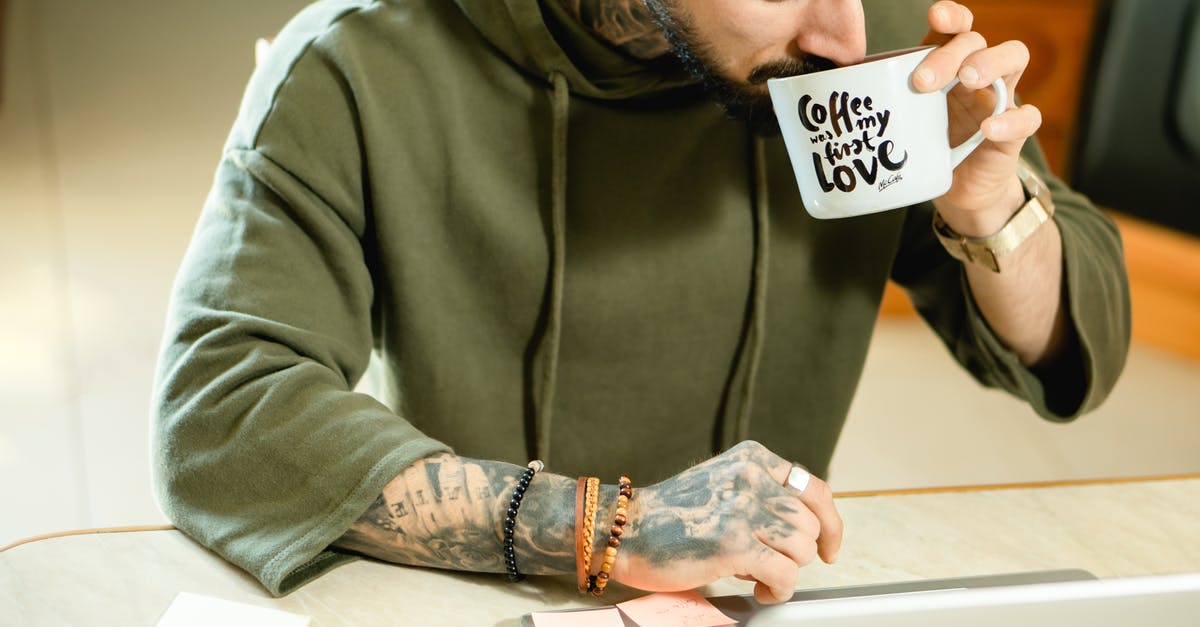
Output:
520,569,1100,626
749,573,1200,626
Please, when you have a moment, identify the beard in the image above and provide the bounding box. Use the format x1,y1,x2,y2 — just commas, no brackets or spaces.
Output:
643,0,837,135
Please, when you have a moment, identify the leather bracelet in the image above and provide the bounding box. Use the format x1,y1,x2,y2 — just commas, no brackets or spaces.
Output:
579,477,600,592
574,477,587,591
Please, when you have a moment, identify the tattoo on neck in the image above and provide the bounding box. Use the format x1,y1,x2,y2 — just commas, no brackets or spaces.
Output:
561,0,670,59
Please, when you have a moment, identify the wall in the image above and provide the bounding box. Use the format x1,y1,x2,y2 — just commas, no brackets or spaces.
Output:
0,0,310,544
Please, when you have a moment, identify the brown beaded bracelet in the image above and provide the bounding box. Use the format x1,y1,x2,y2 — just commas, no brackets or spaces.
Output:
590,475,632,596
579,477,600,593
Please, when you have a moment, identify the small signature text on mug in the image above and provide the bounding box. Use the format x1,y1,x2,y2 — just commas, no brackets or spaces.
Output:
798,91,909,193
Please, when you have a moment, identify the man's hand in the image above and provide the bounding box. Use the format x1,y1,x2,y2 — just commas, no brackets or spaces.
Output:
336,442,841,605
909,1,1071,368
612,441,843,605
914,0,1041,236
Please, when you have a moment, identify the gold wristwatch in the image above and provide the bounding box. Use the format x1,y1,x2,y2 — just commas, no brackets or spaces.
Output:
932,158,1056,272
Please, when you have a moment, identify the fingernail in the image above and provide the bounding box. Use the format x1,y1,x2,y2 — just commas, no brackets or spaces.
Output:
916,68,935,88
960,65,980,86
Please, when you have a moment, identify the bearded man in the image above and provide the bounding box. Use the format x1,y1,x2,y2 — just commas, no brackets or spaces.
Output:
153,0,1129,601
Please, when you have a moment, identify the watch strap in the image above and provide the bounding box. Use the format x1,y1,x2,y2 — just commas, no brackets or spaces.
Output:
932,158,1056,272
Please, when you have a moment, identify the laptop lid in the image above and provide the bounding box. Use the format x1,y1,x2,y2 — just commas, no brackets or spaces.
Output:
748,573,1200,627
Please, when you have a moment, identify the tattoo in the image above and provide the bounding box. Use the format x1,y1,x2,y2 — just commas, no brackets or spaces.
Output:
335,454,577,575
619,442,802,567
560,0,671,59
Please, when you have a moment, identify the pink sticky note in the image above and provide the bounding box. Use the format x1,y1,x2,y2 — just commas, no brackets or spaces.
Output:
531,607,625,627
616,590,737,627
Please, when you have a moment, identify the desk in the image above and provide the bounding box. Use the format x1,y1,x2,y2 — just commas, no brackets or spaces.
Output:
3,476,1198,626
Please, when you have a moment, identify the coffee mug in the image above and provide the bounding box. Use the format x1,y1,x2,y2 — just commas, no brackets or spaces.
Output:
768,46,1007,219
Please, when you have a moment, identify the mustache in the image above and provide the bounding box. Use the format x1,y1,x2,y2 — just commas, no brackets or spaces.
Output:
747,55,839,84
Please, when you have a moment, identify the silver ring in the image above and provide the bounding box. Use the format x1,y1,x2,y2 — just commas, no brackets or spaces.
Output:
786,465,811,495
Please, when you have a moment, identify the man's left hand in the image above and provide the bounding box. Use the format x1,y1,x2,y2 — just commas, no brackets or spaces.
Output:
914,0,1041,236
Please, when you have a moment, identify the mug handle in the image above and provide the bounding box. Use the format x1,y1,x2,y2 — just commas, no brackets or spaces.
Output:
943,77,1008,168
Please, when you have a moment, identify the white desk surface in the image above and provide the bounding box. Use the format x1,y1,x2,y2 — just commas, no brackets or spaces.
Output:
3,476,1198,626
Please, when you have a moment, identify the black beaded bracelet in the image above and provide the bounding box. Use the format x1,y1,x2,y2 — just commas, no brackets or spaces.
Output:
504,459,544,582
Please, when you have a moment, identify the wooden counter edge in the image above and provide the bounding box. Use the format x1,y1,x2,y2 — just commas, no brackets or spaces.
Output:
0,524,176,553
4,473,1198,553
834,472,1200,499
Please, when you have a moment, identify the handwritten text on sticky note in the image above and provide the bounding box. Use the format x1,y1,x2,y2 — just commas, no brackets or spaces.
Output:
616,590,736,627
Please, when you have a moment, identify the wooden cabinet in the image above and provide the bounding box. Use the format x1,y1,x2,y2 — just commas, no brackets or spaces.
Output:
968,0,1100,180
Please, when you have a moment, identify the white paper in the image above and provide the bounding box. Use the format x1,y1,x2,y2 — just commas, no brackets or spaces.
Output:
156,591,310,627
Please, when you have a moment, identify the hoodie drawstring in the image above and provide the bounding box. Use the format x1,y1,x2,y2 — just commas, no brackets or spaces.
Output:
731,134,771,443
531,73,769,459
530,71,570,463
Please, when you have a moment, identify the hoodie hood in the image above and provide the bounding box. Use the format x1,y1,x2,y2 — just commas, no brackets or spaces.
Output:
452,0,698,99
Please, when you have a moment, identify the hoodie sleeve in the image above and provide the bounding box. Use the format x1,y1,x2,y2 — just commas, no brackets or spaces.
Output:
890,139,1132,420
151,3,450,596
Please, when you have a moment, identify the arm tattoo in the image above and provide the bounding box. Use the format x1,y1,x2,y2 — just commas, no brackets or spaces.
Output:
334,454,584,575
560,0,671,59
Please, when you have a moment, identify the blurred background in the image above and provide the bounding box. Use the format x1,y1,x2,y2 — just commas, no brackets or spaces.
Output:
1,0,1198,547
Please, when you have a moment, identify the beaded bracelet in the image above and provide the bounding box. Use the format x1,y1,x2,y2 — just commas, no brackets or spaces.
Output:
578,477,600,593
504,460,544,582
591,475,632,596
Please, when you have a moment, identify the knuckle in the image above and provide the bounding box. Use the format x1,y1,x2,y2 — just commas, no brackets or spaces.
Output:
730,440,763,457
799,541,819,566
730,491,754,512
827,515,845,539
1008,39,1031,62
1025,104,1044,125
728,458,753,478
961,5,975,28
806,476,832,500
963,30,987,50
801,510,822,539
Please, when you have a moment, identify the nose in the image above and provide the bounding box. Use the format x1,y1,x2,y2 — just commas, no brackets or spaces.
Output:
790,0,867,68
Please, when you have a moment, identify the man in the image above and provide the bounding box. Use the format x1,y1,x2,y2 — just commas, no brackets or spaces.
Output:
153,0,1130,603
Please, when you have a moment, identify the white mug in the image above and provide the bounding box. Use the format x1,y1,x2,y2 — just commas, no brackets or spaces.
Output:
768,46,1007,219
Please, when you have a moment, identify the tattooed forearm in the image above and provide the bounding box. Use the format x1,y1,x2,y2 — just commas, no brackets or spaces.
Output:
334,454,590,575
560,0,670,59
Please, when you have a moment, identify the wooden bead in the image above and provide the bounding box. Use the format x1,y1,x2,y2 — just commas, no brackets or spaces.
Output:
600,561,613,574
614,513,627,526
610,524,623,537
605,546,618,557
608,536,621,548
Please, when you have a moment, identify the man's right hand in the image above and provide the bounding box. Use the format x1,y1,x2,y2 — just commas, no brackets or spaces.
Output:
335,441,841,605
612,440,843,604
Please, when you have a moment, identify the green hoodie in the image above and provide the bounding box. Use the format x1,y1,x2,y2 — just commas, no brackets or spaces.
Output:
153,0,1130,596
